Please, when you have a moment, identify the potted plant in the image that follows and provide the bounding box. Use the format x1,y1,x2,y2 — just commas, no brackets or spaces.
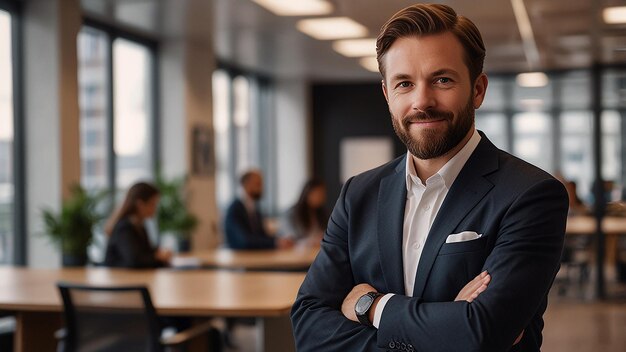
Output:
42,185,106,266
155,175,198,252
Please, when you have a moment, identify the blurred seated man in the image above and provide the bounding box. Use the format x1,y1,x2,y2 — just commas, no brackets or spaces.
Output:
224,169,293,249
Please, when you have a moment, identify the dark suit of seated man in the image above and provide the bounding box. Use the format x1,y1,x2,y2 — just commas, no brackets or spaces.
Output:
291,4,568,352
224,170,293,250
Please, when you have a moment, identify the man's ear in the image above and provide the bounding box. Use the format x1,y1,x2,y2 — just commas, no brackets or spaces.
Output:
472,73,488,109
381,80,389,104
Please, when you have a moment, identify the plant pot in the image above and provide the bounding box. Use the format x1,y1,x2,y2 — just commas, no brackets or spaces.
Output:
62,253,88,267
177,238,191,253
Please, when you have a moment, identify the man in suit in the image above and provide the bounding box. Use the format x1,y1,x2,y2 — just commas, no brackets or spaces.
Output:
224,169,293,249
291,4,568,352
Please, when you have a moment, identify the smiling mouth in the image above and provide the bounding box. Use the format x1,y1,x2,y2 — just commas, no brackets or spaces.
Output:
406,119,446,127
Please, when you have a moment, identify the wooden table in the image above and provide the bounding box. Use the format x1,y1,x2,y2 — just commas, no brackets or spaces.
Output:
173,247,319,271
565,216,626,299
0,267,305,352
566,216,626,236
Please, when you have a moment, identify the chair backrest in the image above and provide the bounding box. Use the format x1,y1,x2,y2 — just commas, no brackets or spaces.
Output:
57,282,162,352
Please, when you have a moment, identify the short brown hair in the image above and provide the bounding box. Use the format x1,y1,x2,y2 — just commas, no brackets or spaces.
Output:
376,3,485,82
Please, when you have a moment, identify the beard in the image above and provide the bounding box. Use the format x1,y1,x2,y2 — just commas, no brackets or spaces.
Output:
249,190,263,201
391,97,474,160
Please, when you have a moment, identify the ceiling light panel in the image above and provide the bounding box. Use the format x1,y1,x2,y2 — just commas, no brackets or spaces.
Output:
297,17,368,40
359,57,379,73
604,6,626,24
516,72,549,87
333,38,377,57
252,0,333,16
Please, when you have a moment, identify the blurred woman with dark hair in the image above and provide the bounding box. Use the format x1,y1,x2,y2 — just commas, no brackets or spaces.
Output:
104,182,171,268
278,179,328,247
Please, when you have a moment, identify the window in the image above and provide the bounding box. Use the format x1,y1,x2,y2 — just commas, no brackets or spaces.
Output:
560,111,593,201
602,110,622,201
213,70,233,208
212,69,275,212
474,70,626,203
0,7,16,264
475,112,508,151
77,25,157,197
78,27,109,191
513,112,553,173
113,38,154,190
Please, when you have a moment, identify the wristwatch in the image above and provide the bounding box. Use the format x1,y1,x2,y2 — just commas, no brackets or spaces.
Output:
355,291,383,326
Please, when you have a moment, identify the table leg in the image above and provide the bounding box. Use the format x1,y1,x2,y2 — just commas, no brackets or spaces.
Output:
14,311,62,352
256,316,295,352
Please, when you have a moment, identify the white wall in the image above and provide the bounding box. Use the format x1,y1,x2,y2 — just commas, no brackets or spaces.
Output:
24,0,82,267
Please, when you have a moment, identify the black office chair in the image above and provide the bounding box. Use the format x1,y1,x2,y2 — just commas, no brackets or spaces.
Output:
56,282,220,352
556,234,592,298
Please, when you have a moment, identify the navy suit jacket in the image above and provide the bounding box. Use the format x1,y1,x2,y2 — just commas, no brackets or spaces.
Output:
224,198,276,249
291,134,568,352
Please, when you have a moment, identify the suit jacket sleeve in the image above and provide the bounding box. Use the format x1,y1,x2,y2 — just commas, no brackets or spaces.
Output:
224,201,276,249
376,178,568,352
291,177,381,351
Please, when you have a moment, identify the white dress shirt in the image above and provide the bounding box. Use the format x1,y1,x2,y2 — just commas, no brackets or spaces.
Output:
373,129,481,328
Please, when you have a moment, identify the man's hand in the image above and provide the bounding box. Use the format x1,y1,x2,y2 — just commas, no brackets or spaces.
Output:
276,238,295,249
341,283,377,322
455,271,523,346
455,271,491,302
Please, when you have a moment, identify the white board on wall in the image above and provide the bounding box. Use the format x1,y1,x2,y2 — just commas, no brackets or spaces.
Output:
340,137,394,183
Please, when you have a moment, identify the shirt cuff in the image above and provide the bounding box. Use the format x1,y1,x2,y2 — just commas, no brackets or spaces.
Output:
372,293,394,329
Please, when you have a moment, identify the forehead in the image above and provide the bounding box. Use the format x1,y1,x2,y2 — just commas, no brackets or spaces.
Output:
383,32,469,81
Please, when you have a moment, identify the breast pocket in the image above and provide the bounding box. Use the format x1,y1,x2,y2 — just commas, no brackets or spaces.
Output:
439,235,488,255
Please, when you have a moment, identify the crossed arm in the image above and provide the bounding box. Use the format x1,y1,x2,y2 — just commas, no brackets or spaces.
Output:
341,272,523,345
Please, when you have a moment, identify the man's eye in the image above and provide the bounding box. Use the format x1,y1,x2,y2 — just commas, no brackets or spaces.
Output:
436,77,451,84
397,82,411,88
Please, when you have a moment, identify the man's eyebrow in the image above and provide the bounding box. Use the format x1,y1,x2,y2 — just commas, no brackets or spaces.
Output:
432,69,461,77
389,73,412,82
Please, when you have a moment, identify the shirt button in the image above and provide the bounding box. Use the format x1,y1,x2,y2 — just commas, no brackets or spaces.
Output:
424,205,431,211
413,242,421,250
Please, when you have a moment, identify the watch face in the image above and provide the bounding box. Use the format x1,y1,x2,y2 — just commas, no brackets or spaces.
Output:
355,294,373,314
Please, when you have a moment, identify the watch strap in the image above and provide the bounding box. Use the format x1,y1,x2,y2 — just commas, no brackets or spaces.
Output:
356,291,383,326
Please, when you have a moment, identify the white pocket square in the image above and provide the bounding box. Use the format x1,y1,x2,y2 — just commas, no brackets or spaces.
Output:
445,231,483,243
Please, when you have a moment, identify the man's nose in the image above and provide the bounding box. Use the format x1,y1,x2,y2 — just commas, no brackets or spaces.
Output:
410,84,436,112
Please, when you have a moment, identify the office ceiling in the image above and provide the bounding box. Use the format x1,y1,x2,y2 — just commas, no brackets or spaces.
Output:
81,0,626,81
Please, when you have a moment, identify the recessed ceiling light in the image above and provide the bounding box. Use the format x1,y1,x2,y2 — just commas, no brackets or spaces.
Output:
359,57,379,73
251,0,333,16
332,38,377,57
516,72,549,87
603,6,626,24
296,17,368,40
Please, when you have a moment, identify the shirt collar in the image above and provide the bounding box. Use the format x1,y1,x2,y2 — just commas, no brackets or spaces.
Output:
405,128,481,191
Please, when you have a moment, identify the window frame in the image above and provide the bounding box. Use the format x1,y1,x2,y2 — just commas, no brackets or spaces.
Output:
213,63,277,214
80,18,160,200
0,0,26,265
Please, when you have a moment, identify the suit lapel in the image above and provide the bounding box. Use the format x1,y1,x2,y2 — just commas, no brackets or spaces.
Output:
412,136,499,297
377,157,407,294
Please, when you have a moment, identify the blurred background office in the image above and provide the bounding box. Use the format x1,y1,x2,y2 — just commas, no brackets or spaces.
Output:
1,0,623,265
1,0,626,350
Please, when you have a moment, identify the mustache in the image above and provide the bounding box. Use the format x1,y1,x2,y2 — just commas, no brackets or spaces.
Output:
402,109,453,127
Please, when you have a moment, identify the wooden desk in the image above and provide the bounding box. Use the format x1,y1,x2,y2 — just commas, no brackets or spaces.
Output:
174,247,319,271
566,216,626,236
0,267,305,352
